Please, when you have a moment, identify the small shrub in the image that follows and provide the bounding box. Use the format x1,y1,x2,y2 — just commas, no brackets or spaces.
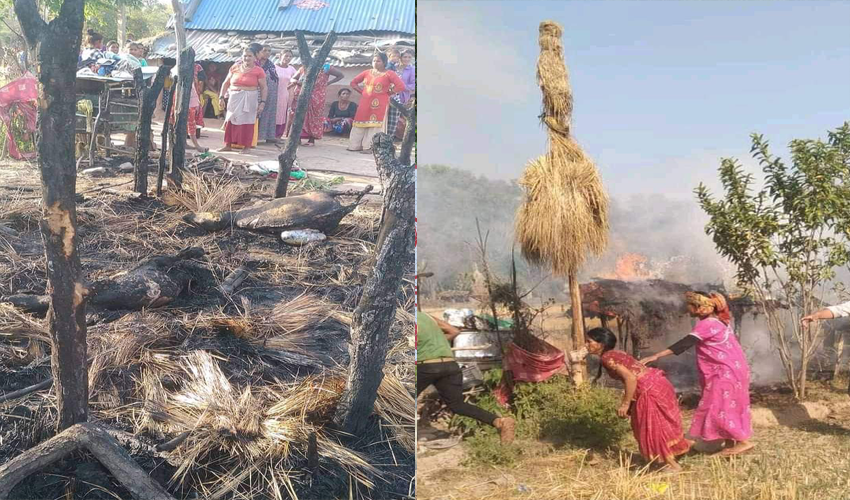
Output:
462,431,525,467
450,373,631,465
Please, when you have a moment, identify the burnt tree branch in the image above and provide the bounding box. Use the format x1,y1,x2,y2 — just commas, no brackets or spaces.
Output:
14,0,89,431
169,48,195,190
134,65,170,195
0,377,53,403
333,132,415,435
275,30,337,198
0,18,25,43
157,79,175,196
12,0,47,46
295,30,313,68
398,98,416,166
0,422,175,500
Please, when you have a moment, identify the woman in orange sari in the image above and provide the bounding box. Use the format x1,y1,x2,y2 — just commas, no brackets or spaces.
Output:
347,52,405,154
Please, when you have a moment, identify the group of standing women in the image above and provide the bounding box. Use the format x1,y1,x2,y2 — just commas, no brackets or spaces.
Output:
582,291,754,471
216,44,413,154
218,43,300,153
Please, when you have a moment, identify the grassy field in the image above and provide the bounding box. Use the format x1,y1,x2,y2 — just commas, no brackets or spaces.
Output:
418,376,850,500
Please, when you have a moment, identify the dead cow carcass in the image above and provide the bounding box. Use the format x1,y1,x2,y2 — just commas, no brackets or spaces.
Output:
183,187,373,235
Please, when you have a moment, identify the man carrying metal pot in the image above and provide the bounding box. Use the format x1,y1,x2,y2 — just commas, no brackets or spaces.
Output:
417,308,516,444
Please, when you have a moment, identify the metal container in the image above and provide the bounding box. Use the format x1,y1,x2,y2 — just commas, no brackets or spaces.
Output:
460,363,484,389
452,330,515,361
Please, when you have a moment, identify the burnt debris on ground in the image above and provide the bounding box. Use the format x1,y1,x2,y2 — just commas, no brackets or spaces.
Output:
0,157,414,500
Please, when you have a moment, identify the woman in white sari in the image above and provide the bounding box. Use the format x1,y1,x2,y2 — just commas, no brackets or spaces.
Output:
218,47,268,154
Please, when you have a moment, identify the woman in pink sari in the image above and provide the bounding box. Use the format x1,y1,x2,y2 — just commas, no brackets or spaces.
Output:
642,292,754,457
274,50,297,139
586,327,692,470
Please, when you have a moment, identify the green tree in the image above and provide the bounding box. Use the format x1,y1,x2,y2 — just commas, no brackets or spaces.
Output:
1,0,168,44
696,123,850,399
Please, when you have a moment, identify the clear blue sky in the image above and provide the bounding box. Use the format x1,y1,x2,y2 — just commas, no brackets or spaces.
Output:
418,0,850,198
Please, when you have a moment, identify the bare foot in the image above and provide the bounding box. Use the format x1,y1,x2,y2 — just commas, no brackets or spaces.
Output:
493,417,516,445
218,146,234,152
239,147,252,154
360,149,372,154
719,442,755,457
346,148,362,152
662,461,683,472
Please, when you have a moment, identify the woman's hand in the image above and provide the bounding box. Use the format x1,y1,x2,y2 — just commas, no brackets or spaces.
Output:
639,354,658,366
617,402,630,419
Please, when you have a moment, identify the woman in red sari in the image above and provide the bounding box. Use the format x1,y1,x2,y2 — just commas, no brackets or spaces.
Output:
586,327,692,470
288,62,343,145
347,52,405,154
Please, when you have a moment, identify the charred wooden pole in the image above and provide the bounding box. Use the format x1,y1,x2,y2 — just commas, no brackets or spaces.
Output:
14,0,89,431
169,48,194,190
275,30,337,198
157,78,175,196
133,65,169,195
333,133,415,435
395,97,416,166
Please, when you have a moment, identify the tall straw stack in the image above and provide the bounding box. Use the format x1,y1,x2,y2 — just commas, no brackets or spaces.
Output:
515,20,610,384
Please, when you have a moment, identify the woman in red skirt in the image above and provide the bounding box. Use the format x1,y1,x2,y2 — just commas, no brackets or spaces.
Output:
218,47,268,154
585,327,692,470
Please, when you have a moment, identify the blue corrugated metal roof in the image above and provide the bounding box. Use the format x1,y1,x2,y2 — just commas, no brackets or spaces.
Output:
184,0,415,35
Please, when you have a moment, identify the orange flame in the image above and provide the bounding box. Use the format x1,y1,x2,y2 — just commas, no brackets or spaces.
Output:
601,253,654,281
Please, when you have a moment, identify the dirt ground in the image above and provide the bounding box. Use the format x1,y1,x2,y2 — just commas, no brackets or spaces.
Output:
0,155,414,499
148,114,388,193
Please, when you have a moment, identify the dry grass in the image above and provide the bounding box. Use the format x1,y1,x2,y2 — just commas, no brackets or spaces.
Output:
418,404,850,500
536,21,573,135
375,373,415,453
0,303,50,366
515,20,609,277
147,351,383,499
164,167,248,214
86,311,184,399
515,145,609,276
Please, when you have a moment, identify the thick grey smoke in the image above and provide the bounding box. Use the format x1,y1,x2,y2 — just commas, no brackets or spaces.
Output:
418,165,735,293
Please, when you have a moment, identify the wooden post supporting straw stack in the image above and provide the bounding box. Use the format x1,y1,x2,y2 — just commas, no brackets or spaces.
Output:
515,21,610,385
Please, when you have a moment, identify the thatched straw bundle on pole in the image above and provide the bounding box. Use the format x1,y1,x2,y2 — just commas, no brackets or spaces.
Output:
515,20,610,385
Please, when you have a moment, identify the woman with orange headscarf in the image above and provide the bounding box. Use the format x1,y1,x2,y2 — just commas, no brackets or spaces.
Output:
641,291,754,457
